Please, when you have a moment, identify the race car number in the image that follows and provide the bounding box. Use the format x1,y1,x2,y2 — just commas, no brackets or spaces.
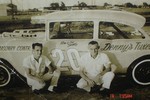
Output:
51,49,81,71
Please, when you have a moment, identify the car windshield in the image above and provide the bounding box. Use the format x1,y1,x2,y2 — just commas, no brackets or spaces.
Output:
99,22,145,39
49,21,93,39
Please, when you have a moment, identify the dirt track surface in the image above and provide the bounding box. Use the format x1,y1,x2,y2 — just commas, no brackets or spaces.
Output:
0,76,149,100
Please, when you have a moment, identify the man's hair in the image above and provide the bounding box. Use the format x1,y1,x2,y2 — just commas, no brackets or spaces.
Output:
32,43,43,49
88,41,100,48
88,41,99,45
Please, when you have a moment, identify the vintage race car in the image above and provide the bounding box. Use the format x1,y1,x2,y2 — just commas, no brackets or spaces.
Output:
0,10,150,87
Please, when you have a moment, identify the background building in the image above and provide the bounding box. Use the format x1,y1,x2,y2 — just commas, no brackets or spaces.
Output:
0,4,17,16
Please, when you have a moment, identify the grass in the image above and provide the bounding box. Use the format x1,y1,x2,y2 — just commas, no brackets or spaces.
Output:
125,8,150,13
0,15,31,22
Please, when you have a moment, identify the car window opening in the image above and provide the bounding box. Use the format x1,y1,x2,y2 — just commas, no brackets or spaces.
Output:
49,21,93,39
99,22,145,40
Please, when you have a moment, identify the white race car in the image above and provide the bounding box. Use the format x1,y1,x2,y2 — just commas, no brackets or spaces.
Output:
0,10,150,87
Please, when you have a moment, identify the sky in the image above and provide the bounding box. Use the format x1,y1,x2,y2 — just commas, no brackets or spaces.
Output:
0,0,150,10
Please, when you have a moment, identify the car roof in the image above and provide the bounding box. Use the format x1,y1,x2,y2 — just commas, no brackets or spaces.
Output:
31,10,145,29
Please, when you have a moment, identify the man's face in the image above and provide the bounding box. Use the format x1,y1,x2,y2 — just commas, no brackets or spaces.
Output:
32,46,42,59
88,44,99,58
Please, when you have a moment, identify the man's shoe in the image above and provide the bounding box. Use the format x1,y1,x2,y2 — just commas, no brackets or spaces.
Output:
33,89,40,95
43,90,55,94
48,86,54,92
100,87,105,91
53,86,62,93
99,88,110,97
48,86,60,93
89,85,100,93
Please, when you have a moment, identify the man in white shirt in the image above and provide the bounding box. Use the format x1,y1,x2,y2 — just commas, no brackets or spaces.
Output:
23,43,60,93
76,41,115,92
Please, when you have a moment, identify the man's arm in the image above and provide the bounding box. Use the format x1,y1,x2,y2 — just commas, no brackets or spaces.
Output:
100,54,112,76
94,63,111,82
24,68,44,83
48,63,61,73
101,63,111,76
79,67,95,87
111,64,117,73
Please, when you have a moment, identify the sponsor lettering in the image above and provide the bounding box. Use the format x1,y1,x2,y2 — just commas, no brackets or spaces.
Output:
103,42,150,52
0,46,16,51
60,41,77,47
0,46,31,51
16,46,30,51
134,42,150,50
0,42,150,52
103,43,133,52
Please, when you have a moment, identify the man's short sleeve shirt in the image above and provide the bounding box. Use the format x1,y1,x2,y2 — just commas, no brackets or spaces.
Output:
79,53,111,77
23,55,51,74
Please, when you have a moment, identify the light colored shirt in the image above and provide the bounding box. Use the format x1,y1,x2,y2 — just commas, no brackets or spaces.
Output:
79,53,111,77
23,55,51,76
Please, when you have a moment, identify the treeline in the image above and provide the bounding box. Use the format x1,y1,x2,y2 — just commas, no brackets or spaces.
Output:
25,2,150,11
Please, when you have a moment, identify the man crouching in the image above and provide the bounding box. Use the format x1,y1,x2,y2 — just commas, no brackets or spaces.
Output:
76,41,115,93
23,43,60,93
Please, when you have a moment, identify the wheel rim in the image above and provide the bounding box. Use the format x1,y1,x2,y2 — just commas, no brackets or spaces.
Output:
0,65,11,87
132,59,150,85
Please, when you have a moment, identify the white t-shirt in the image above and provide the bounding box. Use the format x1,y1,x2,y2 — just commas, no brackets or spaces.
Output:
79,53,111,77
23,55,51,76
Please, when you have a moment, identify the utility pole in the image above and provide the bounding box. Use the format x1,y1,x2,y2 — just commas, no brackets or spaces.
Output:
92,0,95,5
10,0,15,20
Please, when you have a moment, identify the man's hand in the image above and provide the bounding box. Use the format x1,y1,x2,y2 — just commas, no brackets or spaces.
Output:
87,79,95,87
36,77,44,84
38,79,44,84
93,75,102,83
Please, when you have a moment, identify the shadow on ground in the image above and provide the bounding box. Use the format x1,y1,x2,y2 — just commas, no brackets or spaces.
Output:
0,75,150,100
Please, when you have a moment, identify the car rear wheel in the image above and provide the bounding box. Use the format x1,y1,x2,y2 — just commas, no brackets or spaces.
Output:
0,64,11,87
127,58,150,86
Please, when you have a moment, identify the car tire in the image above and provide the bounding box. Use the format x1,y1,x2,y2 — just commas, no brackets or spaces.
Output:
0,64,12,87
127,56,150,86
